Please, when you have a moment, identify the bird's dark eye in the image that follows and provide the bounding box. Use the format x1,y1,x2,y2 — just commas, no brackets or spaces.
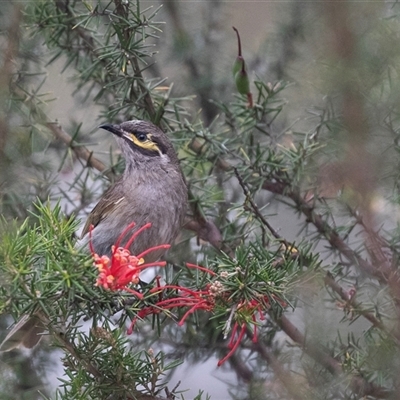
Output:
137,133,147,142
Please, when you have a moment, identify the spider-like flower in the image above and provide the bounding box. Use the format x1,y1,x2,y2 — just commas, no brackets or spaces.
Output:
127,265,217,334
90,222,170,299
90,226,287,369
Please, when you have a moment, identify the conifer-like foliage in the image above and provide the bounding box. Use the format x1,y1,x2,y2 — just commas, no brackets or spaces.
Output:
1,1,400,399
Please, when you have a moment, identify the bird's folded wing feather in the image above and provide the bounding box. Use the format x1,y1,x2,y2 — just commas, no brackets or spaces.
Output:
0,314,45,351
81,179,126,238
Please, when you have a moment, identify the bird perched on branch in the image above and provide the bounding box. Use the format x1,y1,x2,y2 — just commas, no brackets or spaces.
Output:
81,120,188,260
0,120,188,351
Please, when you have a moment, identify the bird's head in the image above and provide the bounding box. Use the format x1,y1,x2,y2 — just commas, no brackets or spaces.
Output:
99,120,178,169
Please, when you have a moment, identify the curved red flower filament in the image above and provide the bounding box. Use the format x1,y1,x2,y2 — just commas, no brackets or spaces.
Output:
137,244,170,260
150,285,210,296
113,221,137,249
217,323,246,367
186,262,216,276
177,301,211,326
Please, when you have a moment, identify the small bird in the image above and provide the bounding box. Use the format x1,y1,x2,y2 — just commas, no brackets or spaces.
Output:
0,120,188,351
81,120,188,260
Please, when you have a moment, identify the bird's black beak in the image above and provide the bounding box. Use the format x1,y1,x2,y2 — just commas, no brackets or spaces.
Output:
99,123,123,137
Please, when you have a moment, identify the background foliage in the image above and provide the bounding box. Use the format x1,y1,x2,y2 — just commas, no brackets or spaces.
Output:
1,1,400,399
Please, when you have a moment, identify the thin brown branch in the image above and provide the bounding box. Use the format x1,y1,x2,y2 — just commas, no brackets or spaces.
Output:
347,205,390,268
235,166,389,336
189,131,400,335
19,310,179,400
189,131,394,283
183,185,233,254
49,315,168,399
324,272,391,334
0,3,21,158
249,329,308,400
52,327,101,378
275,313,392,398
188,132,396,285
263,180,396,283
46,122,115,180
228,353,254,382
113,0,156,120
130,55,156,119
318,2,400,313
234,168,290,248
183,217,224,252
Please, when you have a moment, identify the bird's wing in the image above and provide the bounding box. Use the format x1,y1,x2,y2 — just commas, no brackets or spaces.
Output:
81,179,126,238
0,314,45,351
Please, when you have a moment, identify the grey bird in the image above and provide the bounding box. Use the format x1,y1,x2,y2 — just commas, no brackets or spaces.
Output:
81,120,187,260
0,120,188,351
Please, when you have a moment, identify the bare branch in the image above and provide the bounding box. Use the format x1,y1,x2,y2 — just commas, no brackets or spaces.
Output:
324,272,391,334
46,122,114,180
275,314,392,398
250,332,309,400
0,4,21,158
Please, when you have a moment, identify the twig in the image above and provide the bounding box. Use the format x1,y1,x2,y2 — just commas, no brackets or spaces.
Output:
324,272,390,333
234,168,291,248
189,130,394,284
236,168,389,335
275,313,391,398
49,315,168,399
46,122,114,180
347,205,390,268
0,3,21,158
263,180,396,283
223,304,237,339
52,327,101,378
227,353,254,382
183,186,225,248
113,0,156,120
249,329,309,400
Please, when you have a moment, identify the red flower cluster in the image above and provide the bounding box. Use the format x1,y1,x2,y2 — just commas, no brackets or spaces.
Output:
90,223,281,367
90,222,170,299
127,271,217,335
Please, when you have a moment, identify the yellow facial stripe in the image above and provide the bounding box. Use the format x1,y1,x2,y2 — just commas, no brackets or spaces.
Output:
126,133,160,153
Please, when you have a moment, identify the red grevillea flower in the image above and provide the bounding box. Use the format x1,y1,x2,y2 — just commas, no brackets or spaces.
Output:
127,266,217,334
90,225,284,368
217,297,269,367
90,222,170,299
